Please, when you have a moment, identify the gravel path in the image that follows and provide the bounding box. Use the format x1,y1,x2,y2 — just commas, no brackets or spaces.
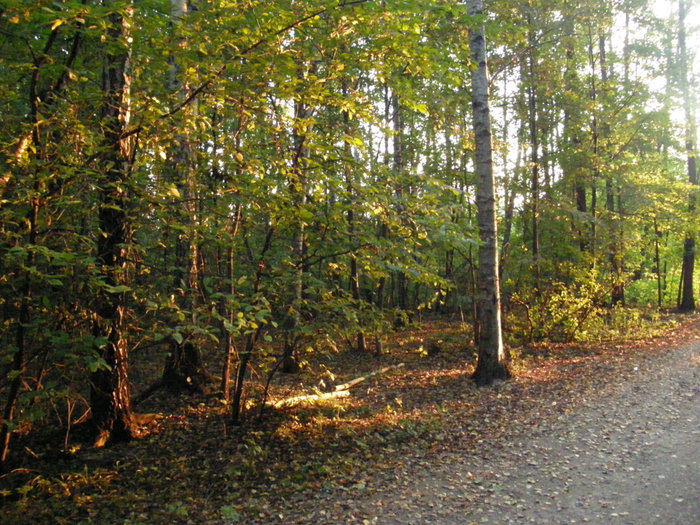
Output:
359,341,700,524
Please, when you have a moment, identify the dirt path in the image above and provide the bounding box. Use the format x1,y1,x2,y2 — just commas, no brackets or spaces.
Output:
357,341,700,524
273,338,700,524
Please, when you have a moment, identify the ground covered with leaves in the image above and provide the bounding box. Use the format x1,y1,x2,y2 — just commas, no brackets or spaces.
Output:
2,313,700,524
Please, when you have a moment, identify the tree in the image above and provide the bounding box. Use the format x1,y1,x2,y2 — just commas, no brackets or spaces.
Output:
90,0,138,446
159,0,210,392
678,0,697,311
467,0,511,386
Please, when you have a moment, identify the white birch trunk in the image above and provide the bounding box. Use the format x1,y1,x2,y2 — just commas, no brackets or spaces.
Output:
466,0,510,385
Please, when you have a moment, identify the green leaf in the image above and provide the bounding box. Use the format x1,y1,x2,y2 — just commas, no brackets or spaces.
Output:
88,357,110,373
103,284,131,294
220,506,241,522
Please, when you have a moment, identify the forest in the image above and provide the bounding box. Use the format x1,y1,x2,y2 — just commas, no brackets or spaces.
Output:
0,0,698,521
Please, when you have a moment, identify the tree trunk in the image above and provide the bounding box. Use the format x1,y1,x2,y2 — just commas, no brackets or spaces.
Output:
90,2,137,446
160,0,209,392
654,216,663,309
596,33,624,306
374,84,392,312
587,29,600,261
0,205,36,468
467,0,510,386
678,0,697,311
343,82,366,352
498,74,516,286
230,225,274,424
282,82,310,373
562,19,589,253
527,16,540,290
392,92,409,315
1,15,84,469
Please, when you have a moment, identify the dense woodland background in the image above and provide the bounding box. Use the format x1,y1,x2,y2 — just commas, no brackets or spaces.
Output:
0,0,698,479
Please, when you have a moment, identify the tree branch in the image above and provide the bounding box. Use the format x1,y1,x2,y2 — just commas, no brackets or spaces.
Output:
122,0,370,139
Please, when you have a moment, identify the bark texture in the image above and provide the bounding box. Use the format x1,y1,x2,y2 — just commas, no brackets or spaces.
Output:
90,2,137,446
467,0,510,386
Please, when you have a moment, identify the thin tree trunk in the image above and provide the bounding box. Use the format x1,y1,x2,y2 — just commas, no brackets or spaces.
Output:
161,0,208,391
1,16,83,469
375,84,391,312
219,202,242,403
0,205,36,468
467,0,510,386
527,15,540,291
392,92,409,315
588,29,600,261
598,33,624,306
443,130,456,311
220,247,235,402
654,216,663,309
343,82,366,352
230,225,274,424
282,84,310,373
498,74,516,285
562,19,588,253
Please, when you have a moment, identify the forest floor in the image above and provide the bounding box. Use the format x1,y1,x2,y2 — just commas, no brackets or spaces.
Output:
2,313,700,524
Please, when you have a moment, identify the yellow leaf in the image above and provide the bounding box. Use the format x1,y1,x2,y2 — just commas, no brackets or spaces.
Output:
165,184,181,198
50,18,64,31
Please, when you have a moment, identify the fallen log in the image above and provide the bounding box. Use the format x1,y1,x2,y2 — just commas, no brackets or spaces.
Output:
332,363,405,392
270,389,350,409
270,363,405,409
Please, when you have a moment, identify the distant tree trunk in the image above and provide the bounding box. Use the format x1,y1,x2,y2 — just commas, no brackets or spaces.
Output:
282,81,310,373
465,187,480,343
230,226,273,424
161,0,208,392
678,0,697,311
587,29,600,260
342,84,366,352
562,19,588,253
218,198,242,403
598,34,624,306
498,75,516,285
90,1,137,447
392,92,409,314
375,84,392,312
526,16,540,290
220,246,235,402
467,0,510,386
654,216,663,309
443,131,457,311
500,165,517,284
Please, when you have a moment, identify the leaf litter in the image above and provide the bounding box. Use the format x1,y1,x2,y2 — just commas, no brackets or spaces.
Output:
3,315,700,524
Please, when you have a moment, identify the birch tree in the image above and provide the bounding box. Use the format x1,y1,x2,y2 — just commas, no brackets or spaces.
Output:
467,0,511,385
